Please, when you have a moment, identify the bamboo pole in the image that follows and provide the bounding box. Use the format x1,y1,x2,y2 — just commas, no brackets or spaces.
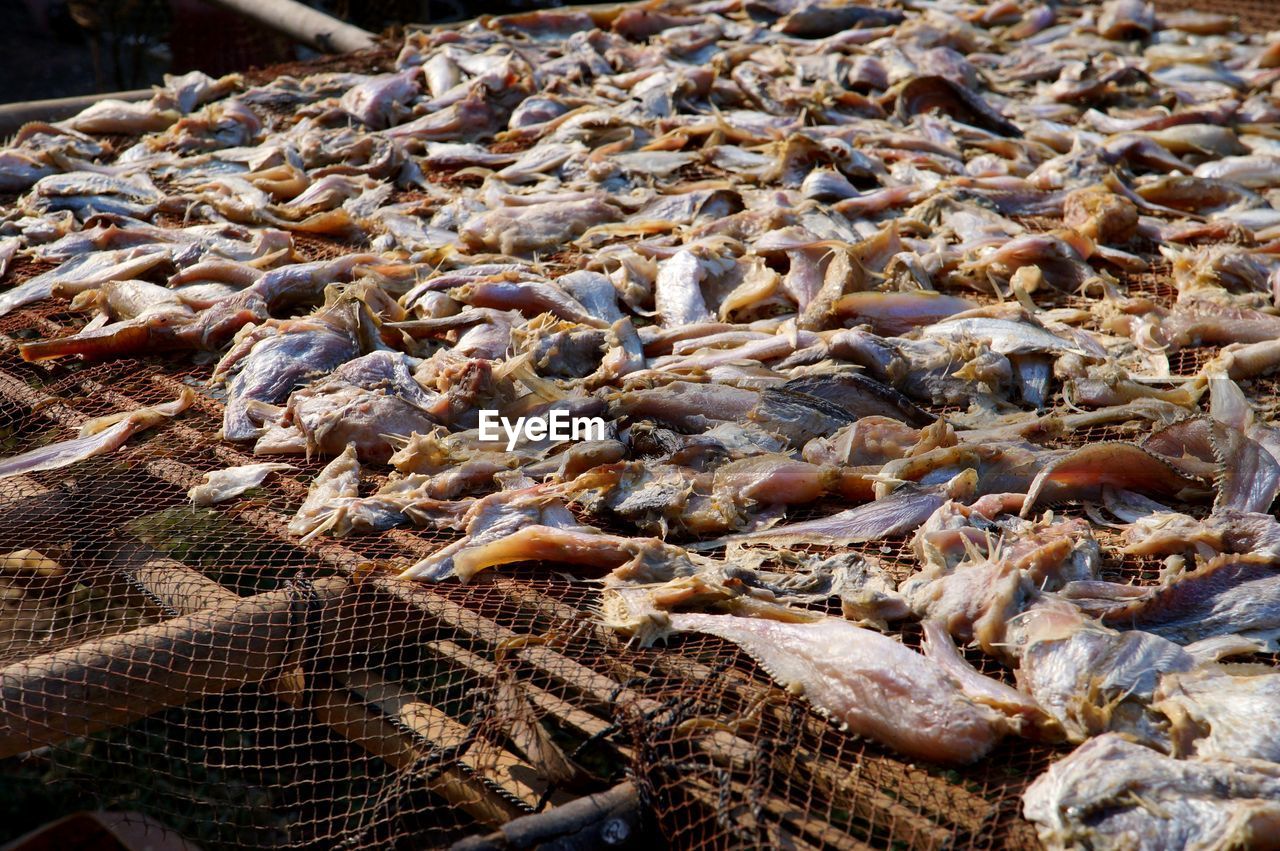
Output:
198,0,377,54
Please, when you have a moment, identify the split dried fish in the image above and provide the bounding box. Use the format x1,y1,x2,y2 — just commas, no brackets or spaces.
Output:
1023,734,1280,851
188,462,295,506
0,389,193,480
666,612,1031,764
1096,554,1280,647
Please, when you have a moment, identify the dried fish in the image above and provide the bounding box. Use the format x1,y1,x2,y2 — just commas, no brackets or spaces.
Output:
188,462,295,506
0,246,171,319
903,514,1100,656
1096,554,1280,646
1023,734,1280,851
1020,443,1201,517
1156,667,1280,762
263,351,440,462
895,76,1021,138
218,314,366,441
9,0,1280,818
668,612,1040,763
0,389,193,480
1011,604,1196,745
701,470,976,550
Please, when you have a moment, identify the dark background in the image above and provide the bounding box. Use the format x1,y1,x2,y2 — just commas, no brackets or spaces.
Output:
0,0,562,103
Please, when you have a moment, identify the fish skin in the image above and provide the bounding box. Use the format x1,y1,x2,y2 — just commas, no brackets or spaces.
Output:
0,151,55,193
611,381,759,431
0,237,20,278
63,99,180,134
27,171,166,221
288,445,362,540
18,313,188,362
183,254,381,352
710,454,837,505
556,270,623,324
380,92,504,146
920,316,1093,358
220,321,362,441
654,249,714,328
829,328,1013,407
34,219,290,264
919,619,1057,737
903,513,1099,657
1011,604,1196,745
340,69,421,129
451,524,685,583
276,350,440,463
895,76,1022,138
1126,508,1280,560
590,317,645,385
458,197,620,255
450,279,609,328
747,386,857,447
1194,155,1280,189
802,416,923,467
1210,423,1280,513
834,291,977,336
82,279,192,322
1156,667,1280,762
699,471,976,550
780,373,935,427
1020,442,1202,517
401,487,569,581
779,245,827,312
1159,301,1280,349
652,331,818,373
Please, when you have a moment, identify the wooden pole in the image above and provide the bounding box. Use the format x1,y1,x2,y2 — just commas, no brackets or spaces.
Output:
450,782,647,851
0,576,347,758
126,560,530,826
198,0,377,54
0,90,153,140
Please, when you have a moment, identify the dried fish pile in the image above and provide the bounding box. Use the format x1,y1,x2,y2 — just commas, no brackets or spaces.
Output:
3,0,1280,847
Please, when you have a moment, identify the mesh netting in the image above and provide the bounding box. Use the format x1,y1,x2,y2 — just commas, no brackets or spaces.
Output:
0,240,1212,850
0,2,1278,850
